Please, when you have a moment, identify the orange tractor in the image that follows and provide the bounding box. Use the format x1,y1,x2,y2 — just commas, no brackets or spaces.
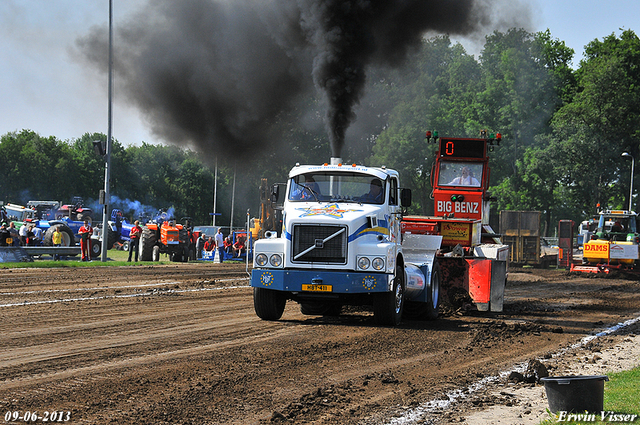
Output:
139,210,190,262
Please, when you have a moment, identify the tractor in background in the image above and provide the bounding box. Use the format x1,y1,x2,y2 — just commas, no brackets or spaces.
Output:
105,209,136,251
57,197,93,221
572,209,640,273
3,202,101,258
139,209,190,262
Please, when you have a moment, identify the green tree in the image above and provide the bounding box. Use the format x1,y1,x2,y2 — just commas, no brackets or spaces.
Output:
548,29,640,216
478,29,570,185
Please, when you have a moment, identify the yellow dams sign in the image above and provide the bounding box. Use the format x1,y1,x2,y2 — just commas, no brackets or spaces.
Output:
583,240,638,265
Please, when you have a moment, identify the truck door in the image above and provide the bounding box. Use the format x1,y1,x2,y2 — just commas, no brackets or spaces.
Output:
388,177,401,245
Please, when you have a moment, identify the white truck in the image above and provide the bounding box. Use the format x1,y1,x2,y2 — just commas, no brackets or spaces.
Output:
250,159,442,326
251,134,509,326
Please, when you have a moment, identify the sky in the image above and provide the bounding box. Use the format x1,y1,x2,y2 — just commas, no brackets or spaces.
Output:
0,0,639,148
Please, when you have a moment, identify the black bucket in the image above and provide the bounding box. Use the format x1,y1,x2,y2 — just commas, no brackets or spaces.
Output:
541,375,609,413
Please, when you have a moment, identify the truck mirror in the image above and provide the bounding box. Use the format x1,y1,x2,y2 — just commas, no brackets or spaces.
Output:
270,184,280,203
400,188,412,207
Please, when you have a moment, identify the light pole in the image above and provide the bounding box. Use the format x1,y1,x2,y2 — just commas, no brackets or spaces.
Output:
100,0,114,262
622,152,635,211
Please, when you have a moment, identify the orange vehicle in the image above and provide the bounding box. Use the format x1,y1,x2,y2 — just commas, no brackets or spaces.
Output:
139,210,190,262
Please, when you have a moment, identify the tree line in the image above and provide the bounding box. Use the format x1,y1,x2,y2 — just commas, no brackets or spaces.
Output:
2,28,639,234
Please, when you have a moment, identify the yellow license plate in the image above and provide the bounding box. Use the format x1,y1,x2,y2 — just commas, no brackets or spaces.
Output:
302,284,333,292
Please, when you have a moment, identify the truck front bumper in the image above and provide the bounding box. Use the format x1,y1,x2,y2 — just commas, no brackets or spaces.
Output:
251,269,392,294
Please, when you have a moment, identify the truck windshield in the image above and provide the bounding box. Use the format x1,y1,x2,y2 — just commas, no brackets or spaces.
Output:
438,161,483,187
288,172,385,204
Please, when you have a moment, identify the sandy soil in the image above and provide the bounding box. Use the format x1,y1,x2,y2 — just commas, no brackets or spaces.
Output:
0,263,638,424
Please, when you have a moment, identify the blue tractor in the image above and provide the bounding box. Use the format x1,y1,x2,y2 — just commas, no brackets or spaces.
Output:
3,202,101,258
106,209,135,250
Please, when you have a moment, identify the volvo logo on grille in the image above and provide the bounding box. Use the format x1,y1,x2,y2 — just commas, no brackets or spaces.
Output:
315,239,324,248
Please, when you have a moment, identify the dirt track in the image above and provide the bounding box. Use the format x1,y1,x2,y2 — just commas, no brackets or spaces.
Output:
0,263,639,424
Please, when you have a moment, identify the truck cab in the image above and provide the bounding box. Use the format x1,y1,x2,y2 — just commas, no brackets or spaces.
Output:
251,160,412,325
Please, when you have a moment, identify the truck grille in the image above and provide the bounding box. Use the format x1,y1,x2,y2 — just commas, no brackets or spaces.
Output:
292,225,347,264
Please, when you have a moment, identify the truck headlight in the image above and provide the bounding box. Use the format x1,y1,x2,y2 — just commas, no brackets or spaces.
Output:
269,254,283,267
357,256,370,270
372,257,385,271
256,253,268,266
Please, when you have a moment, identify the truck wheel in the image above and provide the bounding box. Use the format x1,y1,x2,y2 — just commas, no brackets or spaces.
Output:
253,287,286,321
139,226,156,261
373,260,405,326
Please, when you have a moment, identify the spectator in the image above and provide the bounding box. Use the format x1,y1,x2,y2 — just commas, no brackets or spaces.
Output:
19,222,28,245
128,220,143,262
233,236,246,257
27,224,36,246
8,222,19,246
204,236,215,252
52,226,62,261
195,233,206,259
215,228,225,263
0,222,10,246
224,236,233,254
78,219,93,261
32,224,43,245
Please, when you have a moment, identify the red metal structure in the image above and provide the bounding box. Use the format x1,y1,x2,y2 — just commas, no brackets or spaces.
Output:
401,131,508,312
558,219,574,268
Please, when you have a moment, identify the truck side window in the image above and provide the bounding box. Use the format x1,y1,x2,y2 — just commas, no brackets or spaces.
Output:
389,178,398,205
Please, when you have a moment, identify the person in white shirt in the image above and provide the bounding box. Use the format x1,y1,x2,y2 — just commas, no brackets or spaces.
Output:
449,166,480,186
215,228,225,263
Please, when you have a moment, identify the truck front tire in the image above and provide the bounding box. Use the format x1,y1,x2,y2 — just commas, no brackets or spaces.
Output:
373,261,405,326
254,287,286,321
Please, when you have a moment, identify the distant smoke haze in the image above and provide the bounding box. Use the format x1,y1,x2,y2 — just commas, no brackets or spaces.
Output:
76,0,531,160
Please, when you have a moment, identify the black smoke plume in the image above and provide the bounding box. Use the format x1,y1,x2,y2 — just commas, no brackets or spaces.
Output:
76,0,524,160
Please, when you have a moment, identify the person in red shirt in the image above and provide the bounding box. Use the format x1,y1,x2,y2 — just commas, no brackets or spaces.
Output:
233,236,246,257
204,237,215,252
223,236,233,253
128,220,143,262
78,219,93,261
